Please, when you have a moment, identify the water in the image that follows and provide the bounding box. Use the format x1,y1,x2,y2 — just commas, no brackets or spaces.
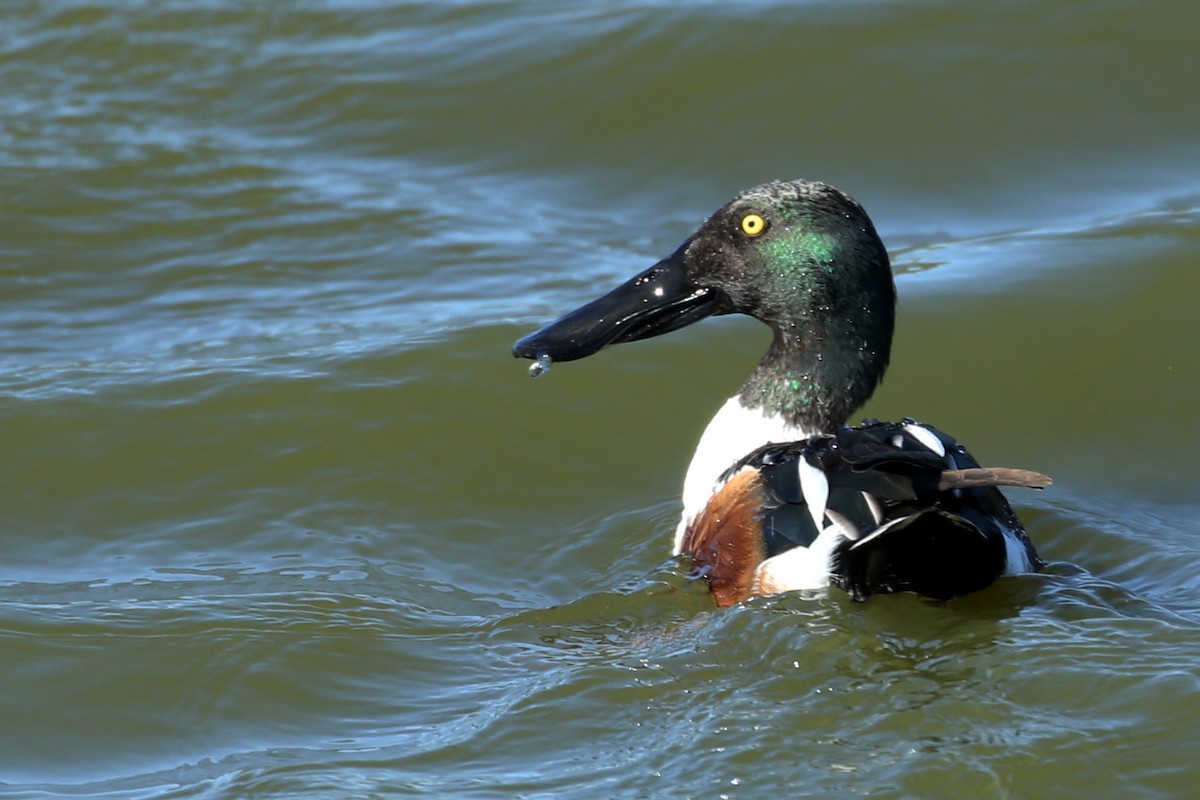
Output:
528,355,553,379
1,0,1198,797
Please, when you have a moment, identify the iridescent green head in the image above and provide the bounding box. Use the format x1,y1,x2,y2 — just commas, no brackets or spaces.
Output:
687,180,896,428
514,179,896,430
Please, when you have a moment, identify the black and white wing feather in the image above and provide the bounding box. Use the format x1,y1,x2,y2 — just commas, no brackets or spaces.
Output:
716,419,1048,601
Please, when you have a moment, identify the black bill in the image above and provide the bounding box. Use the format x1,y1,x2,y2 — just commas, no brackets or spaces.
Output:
513,241,726,364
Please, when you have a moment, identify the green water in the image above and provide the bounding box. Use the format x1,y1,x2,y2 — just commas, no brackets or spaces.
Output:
2,1,1199,797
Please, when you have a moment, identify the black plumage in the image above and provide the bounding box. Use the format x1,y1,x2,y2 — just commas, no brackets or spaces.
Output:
723,420,1046,601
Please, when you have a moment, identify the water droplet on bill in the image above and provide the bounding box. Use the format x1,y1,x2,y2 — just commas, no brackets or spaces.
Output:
528,354,553,378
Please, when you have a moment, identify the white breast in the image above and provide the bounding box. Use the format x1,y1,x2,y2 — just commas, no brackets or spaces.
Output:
672,395,813,553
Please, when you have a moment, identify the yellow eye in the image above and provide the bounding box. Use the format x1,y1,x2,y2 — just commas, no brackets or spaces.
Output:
740,213,766,236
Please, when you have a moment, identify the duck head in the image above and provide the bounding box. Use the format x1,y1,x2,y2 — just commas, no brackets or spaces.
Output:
513,180,896,431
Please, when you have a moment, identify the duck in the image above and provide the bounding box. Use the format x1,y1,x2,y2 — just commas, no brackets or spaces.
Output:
513,179,1049,606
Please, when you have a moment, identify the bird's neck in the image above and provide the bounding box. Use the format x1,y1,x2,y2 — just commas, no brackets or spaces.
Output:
739,318,890,432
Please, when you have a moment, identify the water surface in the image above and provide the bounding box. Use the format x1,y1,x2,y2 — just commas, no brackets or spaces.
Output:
2,1,1198,797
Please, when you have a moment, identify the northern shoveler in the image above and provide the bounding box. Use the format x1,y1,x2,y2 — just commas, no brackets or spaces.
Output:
513,179,1049,606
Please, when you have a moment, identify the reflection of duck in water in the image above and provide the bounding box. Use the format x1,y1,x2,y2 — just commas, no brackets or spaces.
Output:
515,180,1049,606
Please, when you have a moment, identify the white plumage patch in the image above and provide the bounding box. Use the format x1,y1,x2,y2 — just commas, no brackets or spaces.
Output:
674,395,812,553
1001,527,1037,575
797,456,829,532
752,528,844,594
904,423,946,457
847,516,910,550
824,508,861,541
861,491,884,526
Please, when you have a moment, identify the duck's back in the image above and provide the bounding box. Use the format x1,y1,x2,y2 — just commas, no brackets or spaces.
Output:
681,420,1048,605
